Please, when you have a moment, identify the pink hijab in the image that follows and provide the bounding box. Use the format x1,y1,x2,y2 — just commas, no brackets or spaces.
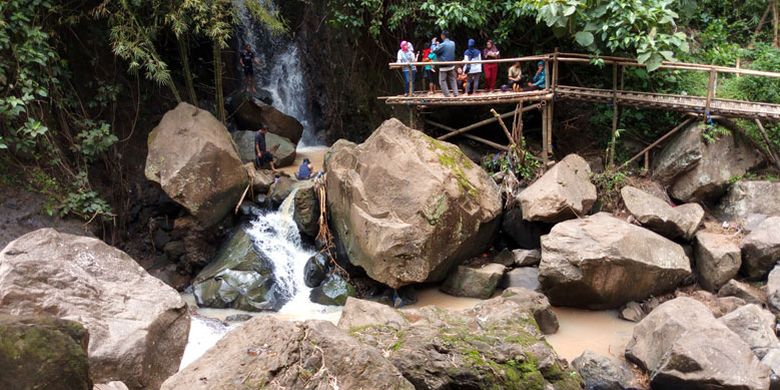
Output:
400,41,409,52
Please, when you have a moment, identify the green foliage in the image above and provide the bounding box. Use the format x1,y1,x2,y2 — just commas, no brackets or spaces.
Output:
701,124,730,144
481,146,542,183
591,170,627,211
74,121,118,160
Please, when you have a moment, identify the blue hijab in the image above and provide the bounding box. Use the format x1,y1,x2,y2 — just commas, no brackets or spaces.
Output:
465,39,480,60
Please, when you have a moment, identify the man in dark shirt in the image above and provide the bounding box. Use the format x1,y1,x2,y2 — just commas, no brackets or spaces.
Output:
240,44,260,94
255,126,276,170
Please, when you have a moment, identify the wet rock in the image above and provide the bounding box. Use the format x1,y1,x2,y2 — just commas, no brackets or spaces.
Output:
225,314,253,322
268,175,298,206
717,180,780,225
500,267,540,291
619,301,646,322
742,216,780,279
572,350,638,390
192,227,281,311
492,249,516,266
501,287,559,334
441,263,506,299
540,213,691,309
170,216,218,269
694,232,741,292
238,201,263,217
326,119,502,288
718,279,767,306
228,91,304,143
768,266,780,313
348,296,582,389
145,102,248,227
518,154,597,222
337,297,408,331
293,181,319,237
309,273,355,306
0,315,91,390
0,229,190,389
621,185,703,240
720,304,780,359
501,206,549,249
244,163,275,194
512,248,542,266
162,317,413,389
658,123,764,202
626,297,771,389
303,253,330,288
232,130,296,167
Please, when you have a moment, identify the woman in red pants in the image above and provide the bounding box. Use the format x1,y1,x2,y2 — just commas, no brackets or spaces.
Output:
482,40,500,92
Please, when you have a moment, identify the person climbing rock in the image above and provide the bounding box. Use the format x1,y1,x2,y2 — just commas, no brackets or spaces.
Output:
431,30,457,97
255,125,276,171
240,44,261,94
463,38,482,95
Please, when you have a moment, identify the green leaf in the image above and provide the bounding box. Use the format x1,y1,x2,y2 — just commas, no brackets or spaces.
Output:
575,31,594,46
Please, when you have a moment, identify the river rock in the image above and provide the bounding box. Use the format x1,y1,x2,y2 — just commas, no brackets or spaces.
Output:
513,248,542,266
501,287,559,334
293,181,319,237
694,232,742,291
720,304,780,359
338,297,409,331
501,206,549,249
192,227,281,311
326,118,502,288
303,253,330,288
309,273,355,306
501,267,540,291
145,102,248,227
348,296,582,389
768,266,780,313
0,229,190,389
619,301,646,322
244,163,275,194
626,297,771,389
653,123,704,184
661,123,763,202
232,130,296,167
228,91,304,143
0,315,91,390
441,263,505,299
718,279,767,305
717,180,780,225
678,289,746,318
492,249,516,266
539,212,691,308
518,154,597,222
572,350,638,390
621,185,703,240
162,317,413,389
742,216,780,279
268,175,298,206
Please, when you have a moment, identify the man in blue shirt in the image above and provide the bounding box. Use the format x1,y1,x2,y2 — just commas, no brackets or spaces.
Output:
431,31,458,97
524,61,546,91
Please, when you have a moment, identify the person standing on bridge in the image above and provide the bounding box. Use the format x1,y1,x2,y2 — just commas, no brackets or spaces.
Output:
524,61,546,91
397,41,417,96
463,39,482,95
482,40,500,92
431,31,458,97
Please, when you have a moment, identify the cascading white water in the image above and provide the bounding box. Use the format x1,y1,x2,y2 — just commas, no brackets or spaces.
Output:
233,0,321,146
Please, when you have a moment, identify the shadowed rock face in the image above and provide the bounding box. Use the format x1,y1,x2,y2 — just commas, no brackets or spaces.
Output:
694,232,741,292
145,102,248,227
539,213,691,309
232,130,297,167
0,228,190,389
326,118,502,289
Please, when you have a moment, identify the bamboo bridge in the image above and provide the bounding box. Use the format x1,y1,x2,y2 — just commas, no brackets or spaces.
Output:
381,51,780,170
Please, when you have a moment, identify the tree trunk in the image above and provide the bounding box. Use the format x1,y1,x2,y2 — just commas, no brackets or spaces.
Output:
773,0,779,48
213,42,226,124
178,35,198,105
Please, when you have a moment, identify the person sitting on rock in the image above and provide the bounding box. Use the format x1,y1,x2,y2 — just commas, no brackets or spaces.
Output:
296,158,314,180
255,126,276,171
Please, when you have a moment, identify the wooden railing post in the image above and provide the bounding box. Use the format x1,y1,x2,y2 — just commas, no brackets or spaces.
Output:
705,68,718,117
607,64,620,169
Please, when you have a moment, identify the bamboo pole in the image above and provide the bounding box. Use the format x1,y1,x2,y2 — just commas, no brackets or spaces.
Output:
541,104,549,167
619,117,695,169
490,109,517,147
607,63,619,169
437,105,539,141
213,43,226,124
754,118,780,170
426,120,511,151
705,68,718,116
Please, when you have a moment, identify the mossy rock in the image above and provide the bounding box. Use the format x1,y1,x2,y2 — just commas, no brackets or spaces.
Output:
0,315,92,390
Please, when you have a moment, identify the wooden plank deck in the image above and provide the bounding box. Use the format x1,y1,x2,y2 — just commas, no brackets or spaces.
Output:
380,90,553,106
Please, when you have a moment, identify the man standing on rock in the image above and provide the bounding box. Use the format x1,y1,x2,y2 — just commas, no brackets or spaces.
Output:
255,125,276,171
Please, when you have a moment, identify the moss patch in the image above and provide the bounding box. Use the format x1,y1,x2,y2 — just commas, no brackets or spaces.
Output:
424,136,479,198
421,194,448,225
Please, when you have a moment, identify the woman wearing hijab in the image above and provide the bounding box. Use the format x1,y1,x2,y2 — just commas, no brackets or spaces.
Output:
397,41,417,96
463,39,482,95
482,40,500,92
524,61,546,91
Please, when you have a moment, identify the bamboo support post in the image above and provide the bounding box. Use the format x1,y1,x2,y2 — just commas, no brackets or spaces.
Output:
619,117,695,169
426,120,510,151
541,104,549,167
705,68,718,116
607,64,620,169
490,109,517,147
754,118,780,170
643,151,650,174
437,105,539,141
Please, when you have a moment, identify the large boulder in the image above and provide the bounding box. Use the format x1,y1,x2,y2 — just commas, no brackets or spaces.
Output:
325,119,502,288
717,180,780,225
654,123,763,202
309,273,356,306
192,227,281,311
539,213,691,308
0,315,91,390
232,130,297,167
741,216,780,279
145,102,248,227
343,296,582,389
572,350,640,390
228,91,304,143
621,185,703,240
720,304,780,360
293,181,320,237
162,317,413,389
694,231,741,292
0,229,190,389
518,154,597,223
768,265,780,313
625,297,771,389
441,263,505,299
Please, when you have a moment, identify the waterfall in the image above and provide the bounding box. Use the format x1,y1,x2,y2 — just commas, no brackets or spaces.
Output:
233,0,321,146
